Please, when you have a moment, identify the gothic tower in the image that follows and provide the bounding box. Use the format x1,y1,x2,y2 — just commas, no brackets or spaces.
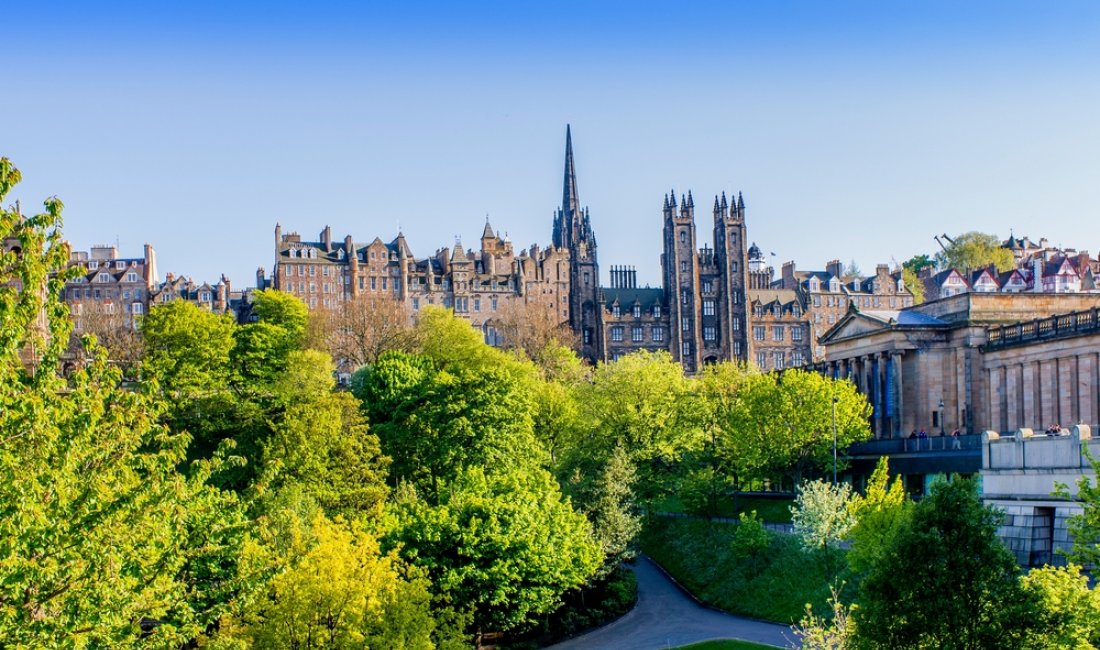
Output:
714,191,751,363
553,125,601,362
662,190,702,373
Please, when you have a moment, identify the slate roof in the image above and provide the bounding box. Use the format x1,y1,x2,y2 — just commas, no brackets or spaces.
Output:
604,287,665,310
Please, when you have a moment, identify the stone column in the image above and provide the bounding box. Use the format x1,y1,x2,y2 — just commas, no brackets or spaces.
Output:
892,351,904,438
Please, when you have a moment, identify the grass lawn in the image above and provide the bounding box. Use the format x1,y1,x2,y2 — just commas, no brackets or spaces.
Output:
651,494,794,524
642,516,849,624
671,640,780,649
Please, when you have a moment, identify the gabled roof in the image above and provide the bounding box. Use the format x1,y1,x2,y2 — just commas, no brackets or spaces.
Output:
819,303,948,345
604,287,665,310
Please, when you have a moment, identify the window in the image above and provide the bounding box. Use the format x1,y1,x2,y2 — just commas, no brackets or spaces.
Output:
298,264,304,275
584,330,591,344
286,266,294,277
131,302,143,315
381,278,387,290
309,266,316,277
682,317,690,332
309,282,316,293
653,305,661,318
731,261,738,272
126,272,138,283
632,326,643,342
732,317,740,331
682,341,691,357
681,290,689,305
652,326,664,342
773,304,781,318
773,352,785,370
322,266,329,277
412,297,420,310
97,273,110,283
702,280,712,293
757,351,767,369
680,261,688,273
371,277,377,290
793,350,805,366
611,326,624,342
704,326,716,341
584,272,590,286
754,305,764,317
791,326,803,341
680,231,686,244
491,296,498,311
632,304,641,318
703,300,715,316
773,326,784,341
200,291,211,301
733,341,741,356
753,326,765,341
473,297,480,312
612,304,621,318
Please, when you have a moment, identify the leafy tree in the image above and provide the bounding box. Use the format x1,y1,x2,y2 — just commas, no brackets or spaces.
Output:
492,298,578,362
69,300,143,374
261,350,390,518
581,442,642,576
935,231,1015,273
0,157,244,647
729,511,770,562
356,350,542,500
902,254,934,274
387,466,600,635
1054,450,1100,567
570,350,701,502
853,478,1035,650
791,479,858,553
794,584,856,650
221,512,435,650
142,299,236,395
718,370,871,487
1020,564,1100,649
847,457,910,575
249,288,309,346
900,267,925,304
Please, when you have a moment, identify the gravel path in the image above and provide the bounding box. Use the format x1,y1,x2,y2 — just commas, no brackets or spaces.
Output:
545,556,797,650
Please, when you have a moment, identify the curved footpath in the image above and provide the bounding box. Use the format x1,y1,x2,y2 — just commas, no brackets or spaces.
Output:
545,556,797,650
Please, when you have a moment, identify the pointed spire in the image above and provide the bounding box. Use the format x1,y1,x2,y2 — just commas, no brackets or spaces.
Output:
738,191,745,209
562,124,580,224
721,191,728,209
713,196,720,212
686,190,694,207
670,190,677,207
482,217,495,240
664,194,670,209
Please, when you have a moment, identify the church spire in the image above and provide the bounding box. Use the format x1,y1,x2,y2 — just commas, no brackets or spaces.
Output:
562,124,580,225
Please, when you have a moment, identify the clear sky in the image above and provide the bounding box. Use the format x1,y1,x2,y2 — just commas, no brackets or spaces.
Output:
4,1,1099,288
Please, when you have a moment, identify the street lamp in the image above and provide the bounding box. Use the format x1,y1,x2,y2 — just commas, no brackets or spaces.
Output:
832,394,839,486
938,398,946,436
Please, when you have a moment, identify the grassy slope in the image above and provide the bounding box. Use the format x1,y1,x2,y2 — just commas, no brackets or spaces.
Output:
642,516,843,625
652,495,794,524
672,641,779,650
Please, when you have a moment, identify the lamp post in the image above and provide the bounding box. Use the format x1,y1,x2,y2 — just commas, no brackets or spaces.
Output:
938,398,946,437
832,394,839,486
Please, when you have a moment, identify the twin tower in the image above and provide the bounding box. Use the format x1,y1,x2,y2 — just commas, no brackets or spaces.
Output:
553,126,753,373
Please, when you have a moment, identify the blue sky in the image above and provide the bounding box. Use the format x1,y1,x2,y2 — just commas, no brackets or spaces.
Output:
4,1,1099,287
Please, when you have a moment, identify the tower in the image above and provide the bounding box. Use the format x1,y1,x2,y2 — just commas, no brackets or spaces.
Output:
662,190,702,373
714,191,751,363
553,125,602,362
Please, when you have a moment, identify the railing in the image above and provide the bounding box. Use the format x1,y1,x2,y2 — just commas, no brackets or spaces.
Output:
985,307,1100,350
848,433,984,456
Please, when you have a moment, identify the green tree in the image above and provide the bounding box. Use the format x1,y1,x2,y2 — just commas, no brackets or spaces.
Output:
847,457,910,575
249,288,309,346
582,442,642,575
222,512,435,650
569,350,701,502
1020,564,1100,649
900,267,925,304
718,370,871,487
261,350,390,518
0,158,244,647
853,478,1034,650
388,466,600,635
356,350,543,500
935,231,1015,273
792,479,858,553
142,299,236,395
1055,450,1100,567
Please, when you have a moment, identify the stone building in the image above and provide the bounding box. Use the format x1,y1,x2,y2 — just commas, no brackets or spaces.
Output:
820,292,1100,439
63,244,158,329
149,272,236,313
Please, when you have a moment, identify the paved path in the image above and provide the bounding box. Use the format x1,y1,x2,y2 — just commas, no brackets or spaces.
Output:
545,556,797,650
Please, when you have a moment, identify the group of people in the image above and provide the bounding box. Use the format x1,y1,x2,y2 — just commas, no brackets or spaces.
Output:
907,427,963,449
1045,423,1067,436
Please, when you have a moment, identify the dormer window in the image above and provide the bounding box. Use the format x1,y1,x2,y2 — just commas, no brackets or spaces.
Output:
809,278,819,292
612,304,621,318
97,273,111,283
126,272,138,283
773,304,781,318
653,305,661,318
89,261,98,270
829,279,839,292
116,260,126,270
632,304,641,318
